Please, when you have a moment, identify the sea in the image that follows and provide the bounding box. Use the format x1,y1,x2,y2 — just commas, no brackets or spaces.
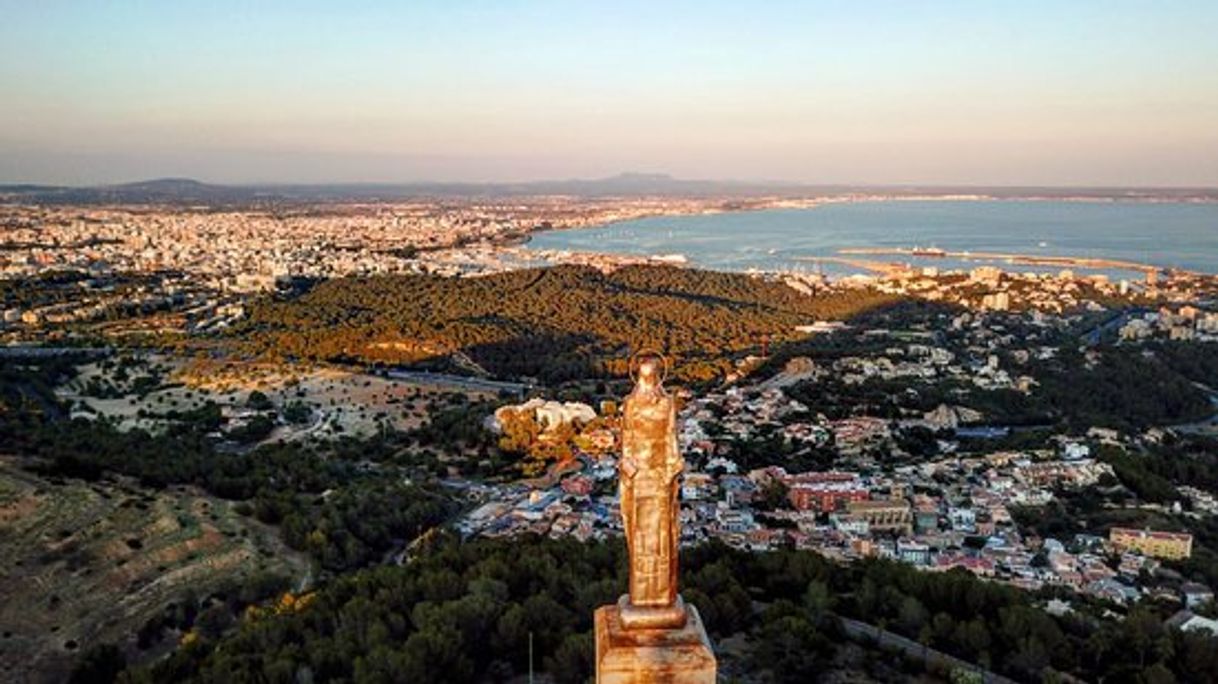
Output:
525,200,1218,279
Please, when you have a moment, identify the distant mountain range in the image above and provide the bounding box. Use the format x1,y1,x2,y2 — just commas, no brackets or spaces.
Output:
1,173,1215,205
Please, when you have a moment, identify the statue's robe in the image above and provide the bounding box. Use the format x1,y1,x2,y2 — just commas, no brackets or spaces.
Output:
620,392,683,608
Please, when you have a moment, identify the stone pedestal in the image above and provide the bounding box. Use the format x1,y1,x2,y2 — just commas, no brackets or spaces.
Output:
594,595,717,684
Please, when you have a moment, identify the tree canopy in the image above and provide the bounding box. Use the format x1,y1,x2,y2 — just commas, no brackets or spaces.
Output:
230,265,896,384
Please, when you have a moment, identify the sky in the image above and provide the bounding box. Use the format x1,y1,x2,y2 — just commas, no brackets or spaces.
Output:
2,1,1217,186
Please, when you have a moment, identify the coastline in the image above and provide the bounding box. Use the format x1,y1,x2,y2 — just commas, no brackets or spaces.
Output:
520,197,1218,279
521,191,1218,242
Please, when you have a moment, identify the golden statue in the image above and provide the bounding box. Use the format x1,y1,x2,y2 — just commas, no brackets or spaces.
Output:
618,353,686,629
594,350,716,683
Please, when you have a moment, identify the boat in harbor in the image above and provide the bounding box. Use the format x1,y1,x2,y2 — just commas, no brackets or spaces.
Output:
649,253,688,264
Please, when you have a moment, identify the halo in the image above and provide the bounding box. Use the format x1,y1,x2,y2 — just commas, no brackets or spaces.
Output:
628,348,670,385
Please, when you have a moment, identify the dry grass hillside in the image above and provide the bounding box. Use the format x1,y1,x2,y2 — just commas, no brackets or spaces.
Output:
0,459,309,683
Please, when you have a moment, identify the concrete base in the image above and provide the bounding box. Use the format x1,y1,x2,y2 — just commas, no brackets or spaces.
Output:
594,596,717,684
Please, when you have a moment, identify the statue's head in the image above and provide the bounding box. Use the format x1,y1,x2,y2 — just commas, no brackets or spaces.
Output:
631,351,667,394
637,356,661,386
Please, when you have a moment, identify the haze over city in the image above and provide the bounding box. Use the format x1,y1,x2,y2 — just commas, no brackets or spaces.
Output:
3,0,1217,186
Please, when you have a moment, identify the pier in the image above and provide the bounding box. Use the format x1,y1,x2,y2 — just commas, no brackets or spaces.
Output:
837,247,1173,276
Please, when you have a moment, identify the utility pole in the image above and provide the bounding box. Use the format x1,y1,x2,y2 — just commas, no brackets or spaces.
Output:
528,630,534,684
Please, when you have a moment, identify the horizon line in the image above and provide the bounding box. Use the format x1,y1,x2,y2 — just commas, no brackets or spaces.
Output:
4,174,1218,193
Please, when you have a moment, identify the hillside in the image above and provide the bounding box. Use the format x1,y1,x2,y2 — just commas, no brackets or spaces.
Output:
230,265,898,383
0,461,308,684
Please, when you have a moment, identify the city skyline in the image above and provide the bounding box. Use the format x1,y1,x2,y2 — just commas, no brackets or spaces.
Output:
2,1,1218,186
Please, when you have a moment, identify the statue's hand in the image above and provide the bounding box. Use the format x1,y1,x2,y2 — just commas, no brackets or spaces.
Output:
621,455,639,477
666,461,685,484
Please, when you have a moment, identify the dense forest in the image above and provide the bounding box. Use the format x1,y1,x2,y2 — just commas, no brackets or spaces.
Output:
97,534,1218,684
1149,340,1218,386
0,269,97,308
1026,346,1212,431
0,268,177,315
229,265,897,383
